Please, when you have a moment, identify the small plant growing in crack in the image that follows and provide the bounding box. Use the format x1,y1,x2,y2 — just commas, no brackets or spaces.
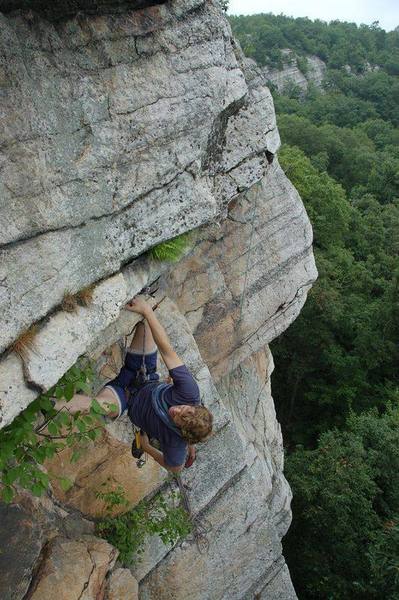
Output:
96,480,129,515
96,485,192,565
62,284,96,313
61,291,78,313
10,325,38,361
149,232,191,262
75,284,95,307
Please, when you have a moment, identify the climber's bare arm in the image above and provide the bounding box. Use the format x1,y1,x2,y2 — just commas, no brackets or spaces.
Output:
125,297,183,370
140,433,183,474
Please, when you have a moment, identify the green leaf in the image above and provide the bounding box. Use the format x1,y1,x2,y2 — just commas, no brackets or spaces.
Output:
47,422,58,436
3,467,20,485
75,419,86,434
31,483,44,497
70,450,81,464
2,486,14,503
59,477,73,492
64,383,75,401
36,471,49,487
66,435,76,447
19,472,31,487
55,386,64,399
45,446,56,459
91,399,106,415
77,381,91,395
31,447,47,464
69,365,79,378
38,396,52,411
57,411,70,426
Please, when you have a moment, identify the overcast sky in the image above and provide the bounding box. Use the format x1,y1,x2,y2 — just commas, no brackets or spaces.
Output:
228,1,399,32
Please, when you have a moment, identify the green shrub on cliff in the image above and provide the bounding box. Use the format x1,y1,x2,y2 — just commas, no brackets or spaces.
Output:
96,487,191,565
0,362,115,503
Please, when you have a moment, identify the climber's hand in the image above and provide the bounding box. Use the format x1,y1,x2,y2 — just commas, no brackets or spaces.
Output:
140,431,150,450
125,297,152,316
185,445,196,468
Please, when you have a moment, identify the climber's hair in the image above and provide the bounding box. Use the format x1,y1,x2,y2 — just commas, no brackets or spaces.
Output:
180,405,213,444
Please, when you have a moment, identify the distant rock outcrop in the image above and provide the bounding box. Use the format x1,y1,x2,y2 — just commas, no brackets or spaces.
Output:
260,48,326,93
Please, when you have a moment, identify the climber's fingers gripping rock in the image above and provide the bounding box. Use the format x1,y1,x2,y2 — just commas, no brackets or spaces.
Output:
125,296,150,316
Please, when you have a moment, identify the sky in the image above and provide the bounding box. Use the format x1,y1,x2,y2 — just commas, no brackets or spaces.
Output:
228,0,399,32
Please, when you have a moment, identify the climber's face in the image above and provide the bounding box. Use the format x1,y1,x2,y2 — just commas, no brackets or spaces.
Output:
169,404,195,426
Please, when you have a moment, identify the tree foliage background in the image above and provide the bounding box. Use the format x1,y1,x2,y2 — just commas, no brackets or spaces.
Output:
231,13,399,600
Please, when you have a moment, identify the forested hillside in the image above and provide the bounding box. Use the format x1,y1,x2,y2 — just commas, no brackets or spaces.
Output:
231,13,399,600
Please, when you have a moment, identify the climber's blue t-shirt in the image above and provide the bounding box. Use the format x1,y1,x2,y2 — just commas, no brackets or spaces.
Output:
128,365,200,467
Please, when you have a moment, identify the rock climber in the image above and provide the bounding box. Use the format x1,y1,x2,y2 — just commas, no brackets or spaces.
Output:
54,297,213,473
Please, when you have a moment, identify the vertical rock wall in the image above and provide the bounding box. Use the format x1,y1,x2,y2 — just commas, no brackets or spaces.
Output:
259,49,326,93
0,1,317,599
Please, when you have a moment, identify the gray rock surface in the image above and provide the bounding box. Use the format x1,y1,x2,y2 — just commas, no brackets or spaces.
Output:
0,0,255,353
0,491,97,600
140,460,293,600
0,353,37,427
107,568,139,600
216,347,293,539
0,504,44,600
28,535,118,600
0,0,169,18
164,158,317,381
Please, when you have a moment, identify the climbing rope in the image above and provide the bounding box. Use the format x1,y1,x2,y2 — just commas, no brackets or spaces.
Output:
238,192,259,324
226,193,260,412
175,474,211,553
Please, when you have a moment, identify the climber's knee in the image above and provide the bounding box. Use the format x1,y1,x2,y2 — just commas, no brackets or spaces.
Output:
97,387,123,418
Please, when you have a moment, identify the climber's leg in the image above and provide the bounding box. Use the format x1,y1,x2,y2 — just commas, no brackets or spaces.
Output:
54,322,159,419
104,320,159,416
52,387,119,418
125,320,160,381
128,320,157,354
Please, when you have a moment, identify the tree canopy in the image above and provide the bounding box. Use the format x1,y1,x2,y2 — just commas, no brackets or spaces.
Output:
230,12,399,599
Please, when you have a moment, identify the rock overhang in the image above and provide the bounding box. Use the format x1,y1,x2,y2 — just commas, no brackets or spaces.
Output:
0,0,277,357
0,0,171,20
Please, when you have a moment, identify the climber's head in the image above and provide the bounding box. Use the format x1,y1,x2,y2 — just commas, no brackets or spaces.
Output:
169,404,213,444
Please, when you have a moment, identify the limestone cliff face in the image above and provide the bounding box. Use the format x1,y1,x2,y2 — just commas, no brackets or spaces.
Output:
0,2,317,599
260,49,326,93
